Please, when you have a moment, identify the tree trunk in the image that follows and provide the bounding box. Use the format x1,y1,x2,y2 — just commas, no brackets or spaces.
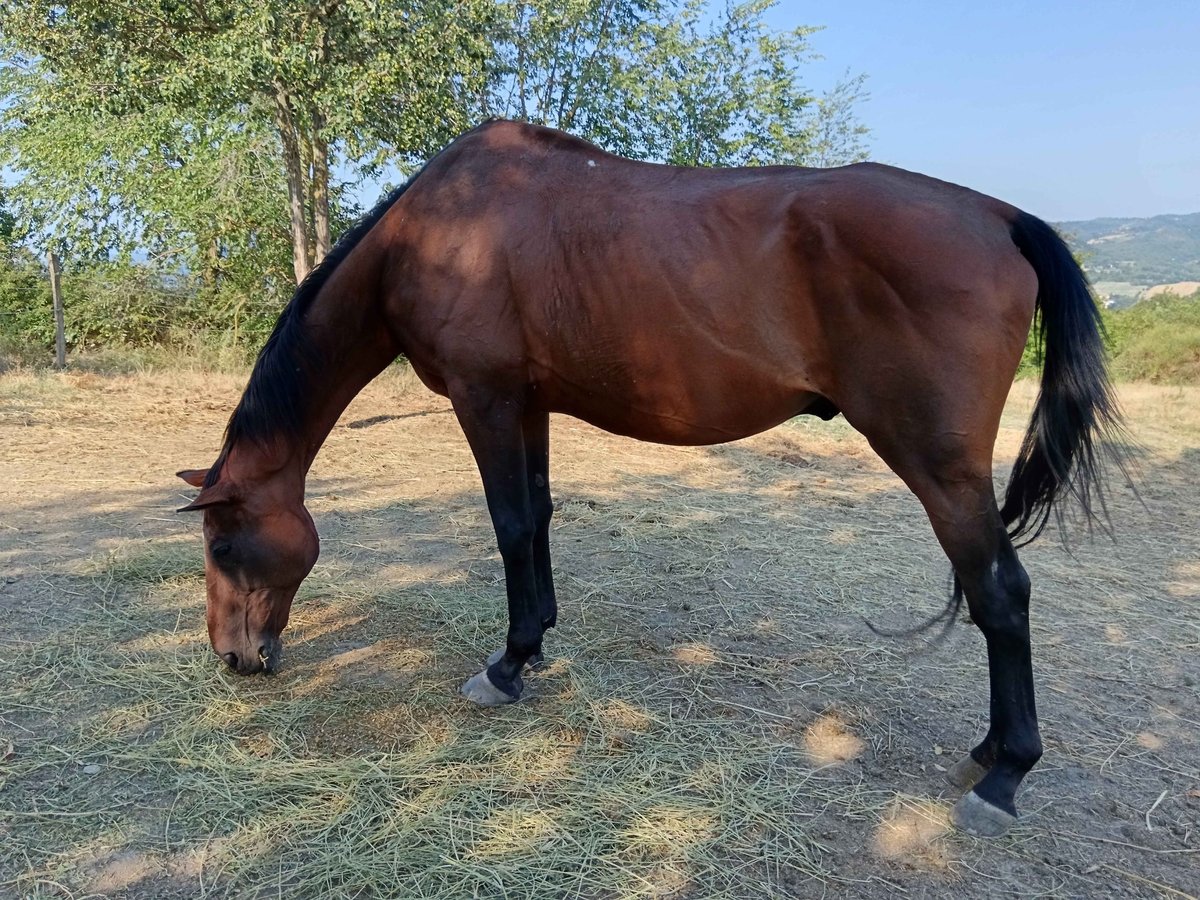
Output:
303,134,316,262
48,250,65,370
273,81,312,284
205,237,222,289
311,110,332,264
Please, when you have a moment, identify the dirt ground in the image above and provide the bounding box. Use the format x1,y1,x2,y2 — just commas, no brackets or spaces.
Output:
1,367,1197,899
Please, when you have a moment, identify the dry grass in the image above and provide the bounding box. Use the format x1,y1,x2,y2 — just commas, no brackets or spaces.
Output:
1,370,1198,898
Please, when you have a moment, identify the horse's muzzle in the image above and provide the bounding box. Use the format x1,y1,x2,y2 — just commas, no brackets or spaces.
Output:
219,635,282,675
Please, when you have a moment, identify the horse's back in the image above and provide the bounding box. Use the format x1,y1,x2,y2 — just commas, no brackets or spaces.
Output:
386,121,1037,445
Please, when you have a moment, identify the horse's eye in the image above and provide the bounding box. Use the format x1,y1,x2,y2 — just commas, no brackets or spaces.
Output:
210,540,233,558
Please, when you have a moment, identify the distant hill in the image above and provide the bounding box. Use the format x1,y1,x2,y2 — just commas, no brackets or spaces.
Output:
1054,212,1200,305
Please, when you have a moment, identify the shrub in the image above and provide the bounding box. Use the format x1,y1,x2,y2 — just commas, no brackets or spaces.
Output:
0,246,52,346
0,249,290,359
0,253,196,349
1016,291,1200,384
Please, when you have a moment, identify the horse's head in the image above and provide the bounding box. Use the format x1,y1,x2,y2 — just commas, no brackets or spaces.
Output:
176,467,319,675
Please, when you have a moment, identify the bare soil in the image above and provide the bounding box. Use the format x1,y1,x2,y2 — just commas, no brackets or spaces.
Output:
1,368,1197,898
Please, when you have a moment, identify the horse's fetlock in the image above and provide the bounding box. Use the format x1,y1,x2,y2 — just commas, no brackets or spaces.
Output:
1004,730,1043,771
507,625,544,658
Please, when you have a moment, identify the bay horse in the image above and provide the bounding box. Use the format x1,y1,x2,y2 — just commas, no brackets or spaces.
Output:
178,120,1121,838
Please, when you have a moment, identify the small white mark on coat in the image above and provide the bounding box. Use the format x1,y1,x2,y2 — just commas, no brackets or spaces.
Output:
587,160,596,167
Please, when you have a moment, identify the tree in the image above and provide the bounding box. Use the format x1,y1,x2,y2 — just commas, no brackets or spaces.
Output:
0,188,14,245
480,0,868,166
1,0,494,283
1,0,867,306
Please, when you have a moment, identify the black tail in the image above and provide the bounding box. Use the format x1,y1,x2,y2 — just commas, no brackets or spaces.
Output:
1001,211,1126,545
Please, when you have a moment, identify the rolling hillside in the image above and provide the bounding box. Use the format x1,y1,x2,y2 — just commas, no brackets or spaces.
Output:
1056,212,1200,304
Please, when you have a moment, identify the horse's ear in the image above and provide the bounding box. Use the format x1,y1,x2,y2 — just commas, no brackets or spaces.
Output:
177,480,234,513
177,469,209,488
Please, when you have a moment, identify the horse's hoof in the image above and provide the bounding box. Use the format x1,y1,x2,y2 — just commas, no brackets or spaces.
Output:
486,648,546,669
461,669,521,706
950,790,1018,838
947,754,990,791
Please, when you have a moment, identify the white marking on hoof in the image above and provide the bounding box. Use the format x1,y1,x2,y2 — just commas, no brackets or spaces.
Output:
461,669,520,706
950,790,1018,838
486,648,545,669
947,754,990,791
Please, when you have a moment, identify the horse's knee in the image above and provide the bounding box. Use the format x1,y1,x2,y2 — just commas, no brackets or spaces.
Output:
969,599,1028,638
494,513,535,560
998,551,1031,604
532,491,553,534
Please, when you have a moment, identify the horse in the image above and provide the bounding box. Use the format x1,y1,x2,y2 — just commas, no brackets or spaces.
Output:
177,119,1122,838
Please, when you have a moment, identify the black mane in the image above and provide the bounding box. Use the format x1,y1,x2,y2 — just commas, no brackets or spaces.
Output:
203,176,417,488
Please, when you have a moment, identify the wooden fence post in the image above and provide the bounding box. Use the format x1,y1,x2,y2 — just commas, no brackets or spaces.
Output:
48,250,65,370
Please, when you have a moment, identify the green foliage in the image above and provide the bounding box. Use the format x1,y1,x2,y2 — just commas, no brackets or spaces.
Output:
0,251,193,349
0,0,495,283
1,1,865,277
1,0,869,354
0,254,47,343
0,246,296,356
483,0,867,166
1101,290,1200,345
621,0,867,167
0,244,49,344
1113,323,1200,383
1018,291,1200,384
1104,292,1200,383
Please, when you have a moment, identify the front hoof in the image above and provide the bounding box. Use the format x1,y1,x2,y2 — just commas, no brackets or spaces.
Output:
461,669,522,707
950,790,1018,838
947,754,990,791
486,648,546,669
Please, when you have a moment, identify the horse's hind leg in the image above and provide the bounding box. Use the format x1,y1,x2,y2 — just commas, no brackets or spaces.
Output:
941,507,1041,837
867,438,1043,837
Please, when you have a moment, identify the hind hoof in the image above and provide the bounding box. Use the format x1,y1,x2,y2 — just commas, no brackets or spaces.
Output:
951,790,1018,838
461,669,521,706
486,648,546,669
947,754,990,791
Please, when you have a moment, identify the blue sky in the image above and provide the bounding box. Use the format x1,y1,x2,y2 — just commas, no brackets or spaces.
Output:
773,0,1199,220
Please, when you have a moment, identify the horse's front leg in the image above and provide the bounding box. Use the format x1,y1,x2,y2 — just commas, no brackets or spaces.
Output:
451,384,545,705
486,407,554,670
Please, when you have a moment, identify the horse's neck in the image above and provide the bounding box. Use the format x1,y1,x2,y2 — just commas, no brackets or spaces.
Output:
230,247,402,487
296,256,402,472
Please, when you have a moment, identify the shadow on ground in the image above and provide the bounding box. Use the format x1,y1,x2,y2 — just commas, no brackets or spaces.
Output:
1,381,1198,898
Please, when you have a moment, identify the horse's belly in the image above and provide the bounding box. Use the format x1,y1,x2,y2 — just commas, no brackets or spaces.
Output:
541,364,821,446
525,286,829,445
568,404,813,446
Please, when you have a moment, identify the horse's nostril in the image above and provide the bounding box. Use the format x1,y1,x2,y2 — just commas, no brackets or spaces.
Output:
258,645,269,660
221,651,239,669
